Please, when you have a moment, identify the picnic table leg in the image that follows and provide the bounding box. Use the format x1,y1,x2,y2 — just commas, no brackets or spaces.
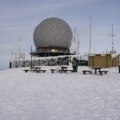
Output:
100,72,102,76
52,70,54,73
95,69,97,74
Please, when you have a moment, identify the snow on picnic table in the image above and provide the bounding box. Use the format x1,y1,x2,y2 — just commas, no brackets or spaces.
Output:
0,66,120,120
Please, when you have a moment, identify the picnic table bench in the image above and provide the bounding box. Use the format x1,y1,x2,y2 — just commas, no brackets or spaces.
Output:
59,69,73,73
31,66,47,73
23,69,31,73
32,69,47,73
39,70,47,73
82,70,92,75
98,70,108,76
59,66,73,73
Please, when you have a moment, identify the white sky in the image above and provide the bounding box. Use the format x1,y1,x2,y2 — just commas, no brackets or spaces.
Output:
0,0,120,69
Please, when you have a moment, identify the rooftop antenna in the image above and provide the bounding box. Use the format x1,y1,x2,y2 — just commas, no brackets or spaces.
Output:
74,26,80,55
18,37,21,57
109,24,116,53
89,16,92,54
14,37,25,60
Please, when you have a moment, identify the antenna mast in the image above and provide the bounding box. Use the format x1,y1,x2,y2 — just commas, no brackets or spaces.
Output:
110,24,116,53
74,26,80,55
89,16,91,54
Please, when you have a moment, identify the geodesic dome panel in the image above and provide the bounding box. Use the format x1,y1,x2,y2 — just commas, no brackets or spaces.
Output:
33,17,73,49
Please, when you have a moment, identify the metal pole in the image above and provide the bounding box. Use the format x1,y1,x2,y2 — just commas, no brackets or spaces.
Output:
89,16,91,54
31,46,33,71
118,54,120,73
9,60,12,69
109,24,116,53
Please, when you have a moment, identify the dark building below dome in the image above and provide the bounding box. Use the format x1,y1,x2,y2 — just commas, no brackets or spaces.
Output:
30,47,74,57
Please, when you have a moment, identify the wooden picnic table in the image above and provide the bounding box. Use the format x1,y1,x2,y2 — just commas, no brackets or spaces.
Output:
31,66,46,73
61,66,68,70
32,66,41,70
59,66,68,73
59,66,73,73
50,69,57,73
92,67,101,74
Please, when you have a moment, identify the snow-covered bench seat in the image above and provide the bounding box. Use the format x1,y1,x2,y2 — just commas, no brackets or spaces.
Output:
82,70,92,75
32,69,47,73
98,70,108,76
23,69,31,73
59,69,73,73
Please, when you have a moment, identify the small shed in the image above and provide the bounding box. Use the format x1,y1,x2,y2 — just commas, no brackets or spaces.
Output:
88,54,119,68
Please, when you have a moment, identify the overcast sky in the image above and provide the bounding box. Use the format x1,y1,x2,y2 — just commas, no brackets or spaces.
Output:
0,0,120,69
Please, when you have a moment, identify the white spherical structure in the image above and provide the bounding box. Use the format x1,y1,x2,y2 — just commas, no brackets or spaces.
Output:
33,17,73,51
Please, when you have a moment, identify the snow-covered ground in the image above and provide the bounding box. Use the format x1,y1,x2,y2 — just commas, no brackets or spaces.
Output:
0,66,120,120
